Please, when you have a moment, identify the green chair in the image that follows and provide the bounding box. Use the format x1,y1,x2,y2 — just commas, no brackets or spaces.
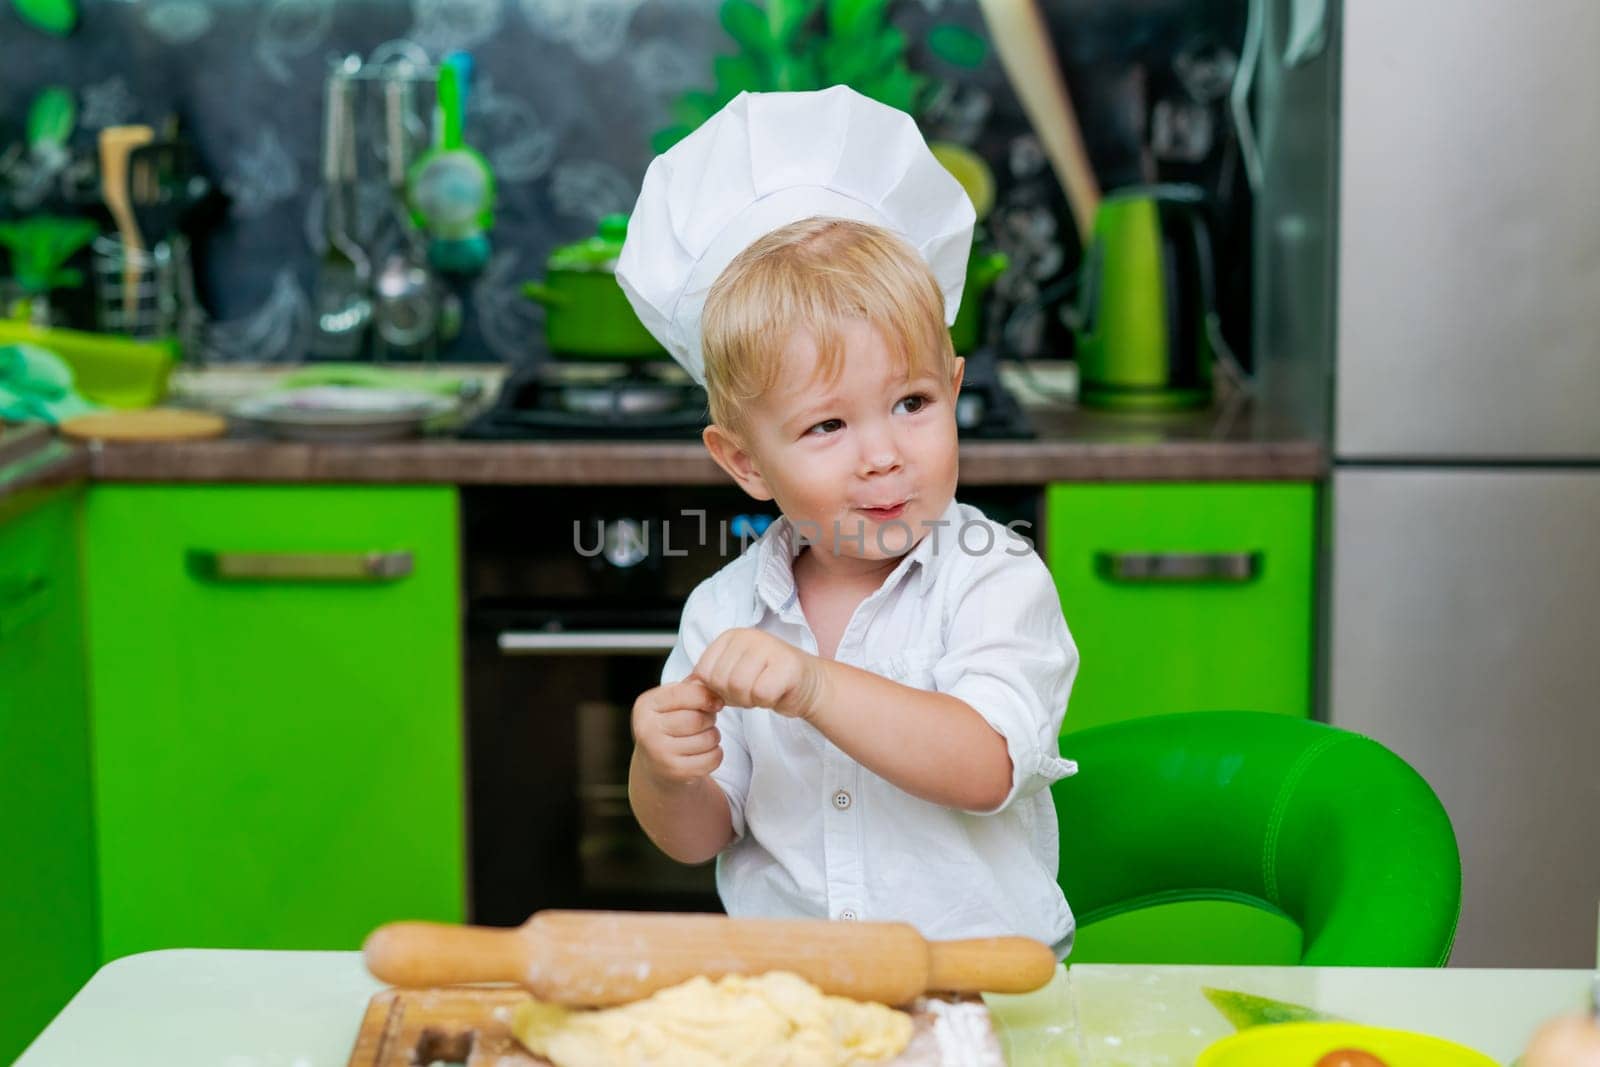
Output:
1053,711,1461,966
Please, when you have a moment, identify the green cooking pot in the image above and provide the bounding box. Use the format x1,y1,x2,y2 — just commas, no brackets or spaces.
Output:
522,214,668,361
526,219,1007,360
950,248,1008,355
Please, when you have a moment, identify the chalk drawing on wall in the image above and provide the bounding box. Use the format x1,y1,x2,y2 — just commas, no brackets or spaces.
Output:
472,77,557,184
224,126,300,219
203,268,312,364
517,0,645,64
473,248,542,364
255,0,335,84
989,197,1065,352
80,77,138,131
408,0,506,56
144,0,216,45
921,82,993,147
548,160,634,224
627,38,699,97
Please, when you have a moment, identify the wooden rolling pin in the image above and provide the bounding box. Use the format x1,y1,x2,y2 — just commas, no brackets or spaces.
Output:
363,910,1057,1007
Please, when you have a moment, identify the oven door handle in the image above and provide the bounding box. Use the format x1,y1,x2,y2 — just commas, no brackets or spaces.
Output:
496,630,680,655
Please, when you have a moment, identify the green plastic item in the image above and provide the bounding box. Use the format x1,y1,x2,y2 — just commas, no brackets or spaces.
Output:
1073,187,1216,411
0,215,98,294
0,320,176,408
949,247,1007,355
0,342,97,423
276,363,466,397
1054,711,1463,967
84,486,466,960
0,487,98,1064
26,87,76,153
409,58,494,274
1201,987,1339,1030
10,0,77,35
522,214,668,360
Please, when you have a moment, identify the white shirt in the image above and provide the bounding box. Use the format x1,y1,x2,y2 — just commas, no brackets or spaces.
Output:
660,498,1079,951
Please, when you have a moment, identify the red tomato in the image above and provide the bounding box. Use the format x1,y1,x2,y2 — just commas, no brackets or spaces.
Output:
1314,1050,1389,1067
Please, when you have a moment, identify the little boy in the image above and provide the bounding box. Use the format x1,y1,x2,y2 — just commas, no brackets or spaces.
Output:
617,87,1079,953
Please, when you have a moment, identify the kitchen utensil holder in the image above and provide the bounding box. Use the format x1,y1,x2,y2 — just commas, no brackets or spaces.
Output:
92,233,205,358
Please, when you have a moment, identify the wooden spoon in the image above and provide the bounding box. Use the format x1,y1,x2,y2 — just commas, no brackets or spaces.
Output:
98,125,155,328
975,0,1102,245
364,910,1058,1007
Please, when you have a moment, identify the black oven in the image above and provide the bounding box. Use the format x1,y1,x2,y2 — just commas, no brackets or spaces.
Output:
462,484,1041,926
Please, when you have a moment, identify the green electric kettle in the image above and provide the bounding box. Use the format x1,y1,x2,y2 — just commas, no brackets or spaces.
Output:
1073,185,1217,411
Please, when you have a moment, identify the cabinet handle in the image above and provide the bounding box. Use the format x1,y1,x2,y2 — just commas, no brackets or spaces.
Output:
0,575,50,638
187,550,414,583
497,631,678,655
1095,551,1262,584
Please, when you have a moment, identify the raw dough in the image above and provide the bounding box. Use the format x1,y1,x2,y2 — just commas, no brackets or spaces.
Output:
509,971,914,1067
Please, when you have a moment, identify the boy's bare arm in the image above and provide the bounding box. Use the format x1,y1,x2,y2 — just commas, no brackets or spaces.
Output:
804,658,1013,811
627,679,736,863
628,753,734,864
692,628,1013,812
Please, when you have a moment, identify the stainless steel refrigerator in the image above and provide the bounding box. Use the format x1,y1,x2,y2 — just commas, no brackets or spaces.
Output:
1257,0,1600,966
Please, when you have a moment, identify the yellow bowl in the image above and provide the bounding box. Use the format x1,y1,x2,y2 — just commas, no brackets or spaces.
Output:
1196,1021,1498,1067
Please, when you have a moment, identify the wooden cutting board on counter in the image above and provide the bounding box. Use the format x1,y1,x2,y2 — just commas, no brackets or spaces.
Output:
345,986,1005,1067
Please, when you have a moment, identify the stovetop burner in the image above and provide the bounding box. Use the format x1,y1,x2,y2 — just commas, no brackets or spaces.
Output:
459,351,1034,441
461,362,710,440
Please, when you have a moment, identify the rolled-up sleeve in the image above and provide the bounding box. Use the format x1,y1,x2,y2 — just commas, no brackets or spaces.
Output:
931,546,1079,814
660,579,752,838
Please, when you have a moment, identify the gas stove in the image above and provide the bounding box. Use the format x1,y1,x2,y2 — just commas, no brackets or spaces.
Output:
459,349,1033,441
460,362,708,440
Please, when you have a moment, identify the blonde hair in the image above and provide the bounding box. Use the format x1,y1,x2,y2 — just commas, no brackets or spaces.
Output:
699,218,955,433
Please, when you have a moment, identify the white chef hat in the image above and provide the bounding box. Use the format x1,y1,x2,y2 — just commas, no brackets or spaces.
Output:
616,85,976,385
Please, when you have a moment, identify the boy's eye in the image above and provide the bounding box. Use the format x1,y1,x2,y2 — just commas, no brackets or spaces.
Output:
894,393,930,414
806,418,844,436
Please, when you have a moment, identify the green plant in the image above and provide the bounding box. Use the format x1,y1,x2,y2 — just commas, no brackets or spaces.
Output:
653,0,988,152
0,216,98,294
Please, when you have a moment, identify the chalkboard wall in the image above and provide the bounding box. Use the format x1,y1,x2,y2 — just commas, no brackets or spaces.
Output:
0,0,1251,367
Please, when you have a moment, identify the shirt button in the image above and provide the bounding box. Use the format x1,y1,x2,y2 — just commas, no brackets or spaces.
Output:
839,909,858,921
832,790,852,811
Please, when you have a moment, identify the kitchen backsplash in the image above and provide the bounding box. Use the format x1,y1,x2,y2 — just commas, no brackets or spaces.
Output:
0,0,1250,367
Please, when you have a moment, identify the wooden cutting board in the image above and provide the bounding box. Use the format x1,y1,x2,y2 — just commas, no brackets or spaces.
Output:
345,986,1005,1067
59,408,227,442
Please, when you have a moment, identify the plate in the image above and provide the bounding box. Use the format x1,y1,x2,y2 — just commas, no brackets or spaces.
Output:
233,387,454,442
1197,1021,1498,1067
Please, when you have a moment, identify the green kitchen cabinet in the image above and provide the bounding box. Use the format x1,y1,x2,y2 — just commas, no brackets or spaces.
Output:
0,486,98,1063
83,486,465,961
1046,482,1316,729
1044,482,1317,966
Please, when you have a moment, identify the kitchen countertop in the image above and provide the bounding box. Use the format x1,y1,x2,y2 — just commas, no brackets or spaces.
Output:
0,424,90,513
17,949,1590,1066
2,364,1326,492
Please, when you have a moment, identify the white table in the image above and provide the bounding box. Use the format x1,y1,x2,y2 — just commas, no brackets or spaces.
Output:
17,950,1592,1065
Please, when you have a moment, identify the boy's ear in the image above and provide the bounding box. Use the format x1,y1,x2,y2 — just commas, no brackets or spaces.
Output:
703,424,775,501
951,356,966,395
